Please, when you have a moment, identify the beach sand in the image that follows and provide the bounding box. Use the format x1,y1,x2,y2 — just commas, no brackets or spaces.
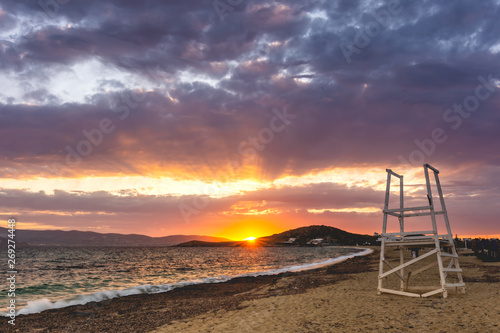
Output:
3,248,499,332
155,248,500,333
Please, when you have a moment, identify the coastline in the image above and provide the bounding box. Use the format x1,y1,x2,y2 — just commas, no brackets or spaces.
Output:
2,246,369,317
2,247,499,332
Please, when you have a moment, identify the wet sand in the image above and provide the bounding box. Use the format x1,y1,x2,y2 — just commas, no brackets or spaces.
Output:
2,248,499,332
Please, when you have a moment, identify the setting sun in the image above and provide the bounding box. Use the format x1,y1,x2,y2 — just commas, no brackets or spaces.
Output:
214,220,283,241
244,236,257,241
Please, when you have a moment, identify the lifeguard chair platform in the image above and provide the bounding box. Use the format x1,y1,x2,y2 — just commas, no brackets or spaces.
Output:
377,164,465,298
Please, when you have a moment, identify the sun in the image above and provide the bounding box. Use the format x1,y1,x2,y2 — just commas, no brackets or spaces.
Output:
244,236,256,241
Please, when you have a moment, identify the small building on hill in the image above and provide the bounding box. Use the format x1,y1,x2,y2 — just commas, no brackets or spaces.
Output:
307,238,324,245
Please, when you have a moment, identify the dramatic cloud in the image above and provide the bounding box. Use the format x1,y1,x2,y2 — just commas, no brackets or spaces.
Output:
0,0,499,237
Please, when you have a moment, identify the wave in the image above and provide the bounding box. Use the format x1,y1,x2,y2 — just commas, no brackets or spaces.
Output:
3,247,372,316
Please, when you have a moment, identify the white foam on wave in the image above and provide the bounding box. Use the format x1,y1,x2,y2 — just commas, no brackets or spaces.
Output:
234,247,373,277
3,247,373,316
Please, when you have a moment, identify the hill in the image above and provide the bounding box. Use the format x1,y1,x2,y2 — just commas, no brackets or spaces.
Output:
0,227,231,247
259,225,377,246
176,225,377,247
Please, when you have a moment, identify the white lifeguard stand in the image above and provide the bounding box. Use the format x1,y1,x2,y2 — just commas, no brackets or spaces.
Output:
377,164,465,298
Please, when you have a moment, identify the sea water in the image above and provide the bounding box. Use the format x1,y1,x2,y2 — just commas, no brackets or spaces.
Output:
1,246,368,316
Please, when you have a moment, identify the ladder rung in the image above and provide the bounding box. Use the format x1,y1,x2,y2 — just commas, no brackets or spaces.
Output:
384,206,431,213
443,268,462,273
403,211,446,218
440,253,458,258
403,212,431,218
445,283,465,288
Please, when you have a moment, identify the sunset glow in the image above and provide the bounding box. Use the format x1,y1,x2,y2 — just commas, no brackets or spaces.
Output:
213,220,284,241
0,0,498,240
2,2,500,331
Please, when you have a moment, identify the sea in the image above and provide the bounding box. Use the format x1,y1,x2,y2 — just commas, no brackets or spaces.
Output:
1,246,370,316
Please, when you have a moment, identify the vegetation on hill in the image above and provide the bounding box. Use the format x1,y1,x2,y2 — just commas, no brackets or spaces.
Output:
259,225,377,246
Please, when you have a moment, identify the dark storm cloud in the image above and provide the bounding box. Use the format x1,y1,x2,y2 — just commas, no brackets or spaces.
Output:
0,0,499,178
22,88,60,104
236,182,382,210
0,182,384,235
0,182,377,214
0,7,16,31
1,82,500,179
0,188,182,214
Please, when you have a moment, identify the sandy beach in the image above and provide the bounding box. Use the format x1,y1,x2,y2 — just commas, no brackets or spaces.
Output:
154,248,500,333
3,248,499,332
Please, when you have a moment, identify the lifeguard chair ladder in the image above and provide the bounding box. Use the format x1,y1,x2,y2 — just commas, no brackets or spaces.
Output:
377,164,465,298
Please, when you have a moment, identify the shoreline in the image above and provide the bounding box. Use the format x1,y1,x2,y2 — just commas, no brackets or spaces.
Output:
287,247,373,272
2,246,370,317
2,247,499,332
1,247,374,332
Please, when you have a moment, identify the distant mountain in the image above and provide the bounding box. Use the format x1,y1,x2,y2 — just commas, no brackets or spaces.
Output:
0,227,231,247
0,225,376,247
176,225,378,247
0,236,30,248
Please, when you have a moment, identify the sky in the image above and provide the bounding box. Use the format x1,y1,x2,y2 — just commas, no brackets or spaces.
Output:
0,0,499,240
